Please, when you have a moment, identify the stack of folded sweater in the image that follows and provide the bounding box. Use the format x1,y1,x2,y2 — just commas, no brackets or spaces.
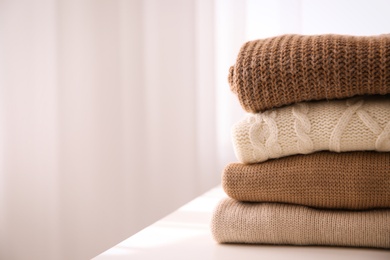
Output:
211,34,390,249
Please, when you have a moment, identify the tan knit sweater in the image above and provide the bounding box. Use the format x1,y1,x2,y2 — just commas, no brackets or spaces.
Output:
228,34,390,113
223,151,390,210
211,198,390,248
232,95,390,164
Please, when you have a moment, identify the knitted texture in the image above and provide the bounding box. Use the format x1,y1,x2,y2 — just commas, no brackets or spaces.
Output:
223,151,390,210
232,95,390,164
228,34,390,113
211,198,390,248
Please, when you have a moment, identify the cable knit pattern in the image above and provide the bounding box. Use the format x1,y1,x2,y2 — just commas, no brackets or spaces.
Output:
222,152,390,210
228,34,390,113
249,111,282,160
329,98,365,152
232,95,390,164
211,198,390,248
292,103,313,153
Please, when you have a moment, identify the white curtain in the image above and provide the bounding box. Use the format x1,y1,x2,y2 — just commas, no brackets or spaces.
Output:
1,0,389,259
0,0,217,259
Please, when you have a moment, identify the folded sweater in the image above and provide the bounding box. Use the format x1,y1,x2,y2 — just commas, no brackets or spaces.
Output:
223,151,390,210
228,34,390,113
211,198,390,249
232,95,390,164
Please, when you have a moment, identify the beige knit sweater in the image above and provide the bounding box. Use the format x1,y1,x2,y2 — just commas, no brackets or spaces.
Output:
223,151,390,210
211,198,390,248
228,34,390,113
232,95,390,164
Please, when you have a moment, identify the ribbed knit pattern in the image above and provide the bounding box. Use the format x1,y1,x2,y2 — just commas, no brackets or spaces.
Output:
228,34,390,113
223,151,390,210
232,95,390,164
211,198,390,248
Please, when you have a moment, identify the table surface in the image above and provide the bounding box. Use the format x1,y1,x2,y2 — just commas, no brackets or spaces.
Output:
93,186,390,259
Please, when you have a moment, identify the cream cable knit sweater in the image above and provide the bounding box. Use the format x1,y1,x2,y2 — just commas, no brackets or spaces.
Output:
212,198,390,248
232,95,390,164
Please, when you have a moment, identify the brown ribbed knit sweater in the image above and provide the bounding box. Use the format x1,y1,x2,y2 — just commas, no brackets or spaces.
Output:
222,152,390,210
228,34,390,113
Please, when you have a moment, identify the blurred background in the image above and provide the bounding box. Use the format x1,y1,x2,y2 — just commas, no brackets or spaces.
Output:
0,0,389,259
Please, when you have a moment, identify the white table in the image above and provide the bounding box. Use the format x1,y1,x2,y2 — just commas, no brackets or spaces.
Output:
93,186,390,259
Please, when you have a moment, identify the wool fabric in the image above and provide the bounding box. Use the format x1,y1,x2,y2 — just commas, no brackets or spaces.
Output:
228,34,390,113
232,95,390,164
223,151,390,210
211,198,390,249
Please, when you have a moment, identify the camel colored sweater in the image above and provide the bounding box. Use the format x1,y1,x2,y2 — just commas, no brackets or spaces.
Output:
228,34,390,113
232,95,390,164
223,151,390,210
211,198,390,249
